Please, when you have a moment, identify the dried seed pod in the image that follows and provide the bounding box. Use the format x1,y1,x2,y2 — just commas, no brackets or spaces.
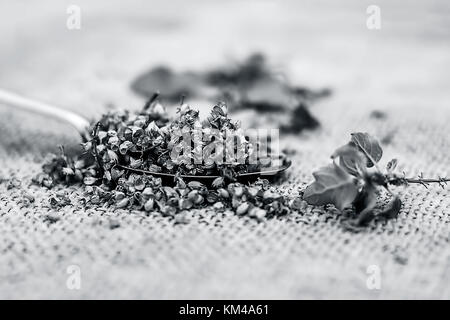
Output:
166,197,178,207
153,178,162,187
116,198,129,208
249,207,266,220
134,119,146,128
163,186,178,199
130,158,143,169
107,130,117,137
87,168,97,176
144,198,155,211
236,202,250,215
81,141,92,152
160,205,176,216
187,190,198,201
93,186,106,198
247,187,259,198
74,169,83,181
213,202,225,211
108,136,119,146
142,187,155,199
83,176,97,186
119,141,133,155
234,186,244,197
148,164,162,172
212,177,225,188
133,191,143,204
130,126,144,140
85,186,94,194
177,188,190,197
180,198,193,210
61,167,74,176
206,192,219,203
96,144,106,153
124,127,132,140
217,188,230,199
74,160,85,170
154,190,164,201
174,211,190,224
90,195,101,204
134,177,146,191
43,178,53,188
97,131,108,142
103,170,112,182
145,121,159,133
175,177,186,190
255,208,267,220
263,190,280,201
114,191,126,201
232,197,240,208
187,181,205,190
111,167,124,181
194,195,204,205
289,197,303,211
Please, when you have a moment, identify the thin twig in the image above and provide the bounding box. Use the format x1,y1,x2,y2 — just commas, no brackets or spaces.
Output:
143,92,160,111
405,177,450,184
91,122,104,175
388,176,450,187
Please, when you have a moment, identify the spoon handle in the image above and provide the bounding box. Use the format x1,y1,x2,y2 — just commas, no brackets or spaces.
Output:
0,88,90,141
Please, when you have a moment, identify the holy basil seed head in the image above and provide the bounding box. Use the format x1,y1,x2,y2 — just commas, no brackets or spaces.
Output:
34,100,293,220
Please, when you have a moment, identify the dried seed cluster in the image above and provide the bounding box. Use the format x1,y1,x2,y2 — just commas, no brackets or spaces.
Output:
81,174,291,220
33,100,297,220
89,99,272,179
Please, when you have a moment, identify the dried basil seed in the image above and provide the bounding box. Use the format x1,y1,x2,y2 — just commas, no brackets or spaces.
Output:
236,202,250,215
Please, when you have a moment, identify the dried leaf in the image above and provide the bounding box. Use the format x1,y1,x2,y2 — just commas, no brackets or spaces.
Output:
379,196,402,219
281,103,320,134
386,159,398,173
355,185,378,226
332,143,366,176
131,66,202,102
350,132,383,167
304,162,359,210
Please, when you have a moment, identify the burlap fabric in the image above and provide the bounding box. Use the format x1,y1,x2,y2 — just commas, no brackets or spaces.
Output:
1,0,449,299
1,101,449,299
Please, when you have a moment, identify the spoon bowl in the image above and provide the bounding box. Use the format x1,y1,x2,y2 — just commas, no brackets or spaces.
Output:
117,157,292,185
0,88,291,184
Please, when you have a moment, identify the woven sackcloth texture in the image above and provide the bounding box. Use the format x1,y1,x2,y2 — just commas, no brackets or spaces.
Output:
1,0,449,299
1,102,449,299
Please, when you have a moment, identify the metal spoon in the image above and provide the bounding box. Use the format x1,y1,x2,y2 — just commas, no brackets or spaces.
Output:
0,88,291,182
0,89,91,142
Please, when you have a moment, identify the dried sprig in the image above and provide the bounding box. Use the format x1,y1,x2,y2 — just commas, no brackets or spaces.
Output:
304,132,449,226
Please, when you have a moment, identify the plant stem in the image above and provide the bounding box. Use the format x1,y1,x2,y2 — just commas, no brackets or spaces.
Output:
405,178,450,184
388,176,450,188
